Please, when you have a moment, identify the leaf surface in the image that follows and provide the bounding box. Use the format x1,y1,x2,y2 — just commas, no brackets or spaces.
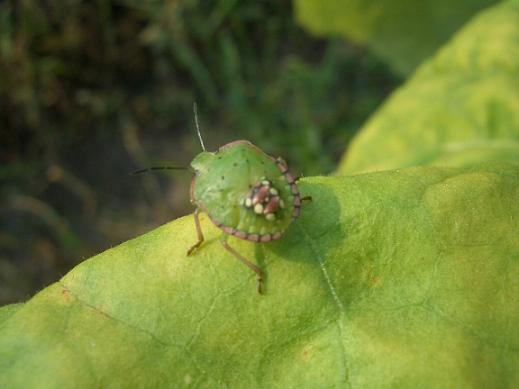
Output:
293,0,498,75
337,0,519,174
1,166,518,388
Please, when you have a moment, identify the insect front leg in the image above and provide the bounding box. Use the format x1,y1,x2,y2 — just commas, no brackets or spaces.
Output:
187,208,204,256
292,175,311,203
219,235,264,295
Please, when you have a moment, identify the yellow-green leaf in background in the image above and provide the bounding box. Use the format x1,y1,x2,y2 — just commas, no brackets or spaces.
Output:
337,0,519,175
1,166,518,387
294,0,498,75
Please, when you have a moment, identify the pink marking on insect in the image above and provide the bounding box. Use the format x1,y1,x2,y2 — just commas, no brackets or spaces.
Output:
272,232,283,240
276,158,289,173
252,185,270,205
260,234,272,242
263,197,280,214
222,226,234,235
233,230,247,240
246,234,260,242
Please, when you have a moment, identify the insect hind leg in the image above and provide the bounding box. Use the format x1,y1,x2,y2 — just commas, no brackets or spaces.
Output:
301,195,312,203
220,236,264,295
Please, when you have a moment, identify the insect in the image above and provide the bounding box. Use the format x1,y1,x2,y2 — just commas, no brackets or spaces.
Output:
134,104,311,294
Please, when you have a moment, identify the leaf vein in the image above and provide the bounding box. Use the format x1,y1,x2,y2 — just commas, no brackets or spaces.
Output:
298,223,351,388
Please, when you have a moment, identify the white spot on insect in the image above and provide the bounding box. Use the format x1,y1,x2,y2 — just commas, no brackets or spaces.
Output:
244,198,252,208
269,187,278,196
261,179,270,186
266,213,276,221
254,203,264,214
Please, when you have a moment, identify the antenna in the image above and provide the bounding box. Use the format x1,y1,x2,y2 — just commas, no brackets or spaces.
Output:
130,166,190,175
193,102,206,151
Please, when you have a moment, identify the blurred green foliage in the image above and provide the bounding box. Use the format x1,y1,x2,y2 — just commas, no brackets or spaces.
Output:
294,0,498,75
0,0,398,304
338,0,519,174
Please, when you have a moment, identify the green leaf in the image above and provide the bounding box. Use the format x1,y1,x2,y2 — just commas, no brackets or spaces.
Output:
0,304,21,326
337,0,519,175
1,165,518,387
294,0,499,75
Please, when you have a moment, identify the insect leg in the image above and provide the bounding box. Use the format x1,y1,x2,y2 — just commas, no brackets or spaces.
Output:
187,208,204,256
220,236,264,295
301,195,312,203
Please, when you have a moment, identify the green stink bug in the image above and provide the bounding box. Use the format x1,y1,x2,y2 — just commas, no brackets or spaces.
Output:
135,104,310,294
